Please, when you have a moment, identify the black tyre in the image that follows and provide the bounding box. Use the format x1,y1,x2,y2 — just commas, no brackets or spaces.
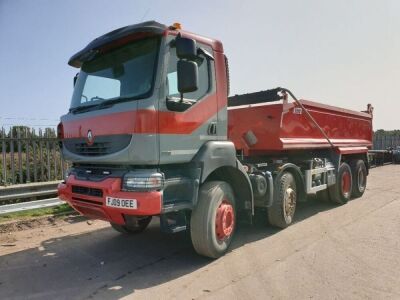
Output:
350,160,367,198
190,181,236,258
328,162,352,204
267,172,297,228
110,216,152,234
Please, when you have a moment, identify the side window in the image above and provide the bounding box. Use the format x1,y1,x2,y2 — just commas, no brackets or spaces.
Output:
166,47,209,101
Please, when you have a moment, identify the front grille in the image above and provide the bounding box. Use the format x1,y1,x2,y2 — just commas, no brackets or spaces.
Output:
64,134,132,157
72,185,103,198
74,142,111,156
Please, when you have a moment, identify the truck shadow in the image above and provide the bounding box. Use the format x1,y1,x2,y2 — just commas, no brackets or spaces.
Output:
0,198,338,299
233,197,338,247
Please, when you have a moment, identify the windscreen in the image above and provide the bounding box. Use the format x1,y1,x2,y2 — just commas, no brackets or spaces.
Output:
70,37,160,109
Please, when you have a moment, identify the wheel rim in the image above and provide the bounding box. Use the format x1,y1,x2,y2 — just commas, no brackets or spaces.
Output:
284,187,296,223
342,171,351,197
215,200,235,241
358,168,365,191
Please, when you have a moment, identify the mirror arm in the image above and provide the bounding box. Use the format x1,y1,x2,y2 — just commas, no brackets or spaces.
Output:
73,72,79,87
198,47,214,60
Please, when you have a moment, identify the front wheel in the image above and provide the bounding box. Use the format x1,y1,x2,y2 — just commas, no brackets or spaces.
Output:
268,172,297,228
110,216,152,234
190,181,236,258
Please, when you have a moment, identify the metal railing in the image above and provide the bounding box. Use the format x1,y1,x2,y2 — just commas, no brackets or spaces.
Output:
368,150,394,167
0,181,62,215
0,181,60,203
1,127,68,186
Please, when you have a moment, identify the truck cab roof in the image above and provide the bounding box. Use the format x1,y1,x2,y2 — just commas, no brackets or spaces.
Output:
68,21,223,68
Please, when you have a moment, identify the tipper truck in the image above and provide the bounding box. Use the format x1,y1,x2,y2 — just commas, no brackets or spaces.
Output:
58,21,373,258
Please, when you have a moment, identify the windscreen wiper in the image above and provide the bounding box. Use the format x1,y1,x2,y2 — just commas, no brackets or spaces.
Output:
70,94,148,114
96,94,148,109
69,104,98,114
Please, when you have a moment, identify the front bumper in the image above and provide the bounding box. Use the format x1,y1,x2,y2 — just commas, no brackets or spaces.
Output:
58,175,162,225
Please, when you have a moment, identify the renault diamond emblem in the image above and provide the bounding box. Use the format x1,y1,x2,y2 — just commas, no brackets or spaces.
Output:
87,130,94,145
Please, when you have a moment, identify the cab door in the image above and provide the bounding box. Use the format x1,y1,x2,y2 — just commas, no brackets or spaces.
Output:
159,42,218,164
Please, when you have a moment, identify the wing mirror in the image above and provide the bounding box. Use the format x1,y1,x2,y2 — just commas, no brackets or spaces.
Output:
174,35,199,97
177,60,199,94
176,37,197,60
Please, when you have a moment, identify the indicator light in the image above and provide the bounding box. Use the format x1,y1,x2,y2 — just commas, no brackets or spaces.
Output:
172,22,182,30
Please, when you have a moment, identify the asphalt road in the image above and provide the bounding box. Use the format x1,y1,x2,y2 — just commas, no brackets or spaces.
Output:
1,165,399,300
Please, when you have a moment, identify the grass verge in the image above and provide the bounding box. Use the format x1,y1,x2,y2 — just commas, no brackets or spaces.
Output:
0,204,74,223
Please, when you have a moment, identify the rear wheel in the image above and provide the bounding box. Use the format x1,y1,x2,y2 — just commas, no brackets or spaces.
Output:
110,216,152,234
190,181,236,258
268,172,297,228
328,162,352,204
350,160,367,198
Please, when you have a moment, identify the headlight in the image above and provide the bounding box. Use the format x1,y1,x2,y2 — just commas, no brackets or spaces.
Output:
64,169,72,182
122,171,164,191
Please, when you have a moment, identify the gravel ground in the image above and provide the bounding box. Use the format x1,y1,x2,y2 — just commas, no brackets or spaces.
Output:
0,165,399,300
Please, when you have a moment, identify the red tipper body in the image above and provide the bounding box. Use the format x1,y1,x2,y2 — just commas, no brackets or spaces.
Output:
228,99,373,156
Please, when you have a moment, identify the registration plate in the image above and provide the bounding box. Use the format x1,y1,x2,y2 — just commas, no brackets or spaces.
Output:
106,197,137,209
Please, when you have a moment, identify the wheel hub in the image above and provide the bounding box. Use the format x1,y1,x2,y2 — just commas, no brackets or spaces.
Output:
342,171,351,196
284,187,296,222
358,168,365,189
215,200,235,241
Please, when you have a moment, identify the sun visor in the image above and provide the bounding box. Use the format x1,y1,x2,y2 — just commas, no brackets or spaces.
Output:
68,21,167,68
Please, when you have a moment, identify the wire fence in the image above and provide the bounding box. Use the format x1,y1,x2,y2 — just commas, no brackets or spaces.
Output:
0,126,68,186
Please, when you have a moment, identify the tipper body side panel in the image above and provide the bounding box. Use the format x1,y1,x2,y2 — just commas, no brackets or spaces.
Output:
228,99,373,155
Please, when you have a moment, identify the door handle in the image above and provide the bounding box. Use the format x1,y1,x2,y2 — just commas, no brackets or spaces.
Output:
207,122,217,135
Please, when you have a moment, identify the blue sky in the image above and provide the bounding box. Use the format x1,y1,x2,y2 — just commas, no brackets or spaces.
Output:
0,0,399,129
